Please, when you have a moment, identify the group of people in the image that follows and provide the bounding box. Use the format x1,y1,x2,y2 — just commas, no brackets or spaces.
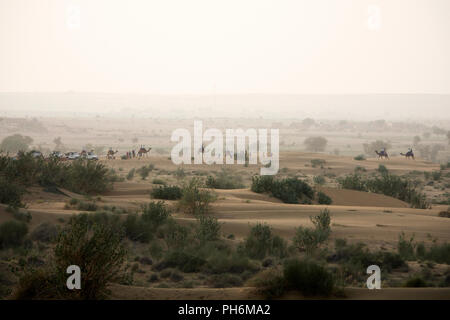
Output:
125,150,136,159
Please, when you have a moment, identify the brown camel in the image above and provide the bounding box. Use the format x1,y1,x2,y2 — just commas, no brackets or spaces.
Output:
107,149,118,160
400,150,415,160
375,150,389,159
138,146,151,158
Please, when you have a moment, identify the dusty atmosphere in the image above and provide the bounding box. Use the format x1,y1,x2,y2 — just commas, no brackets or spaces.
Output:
1,0,450,304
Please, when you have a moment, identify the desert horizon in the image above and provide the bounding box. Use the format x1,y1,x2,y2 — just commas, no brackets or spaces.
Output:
1,1,449,316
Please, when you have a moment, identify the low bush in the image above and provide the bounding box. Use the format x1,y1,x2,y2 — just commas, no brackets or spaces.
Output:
205,169,245,189
404,276,428,288
252,176,314,204
126,168,135,180
151,185,182,200
313,175,326,185
0,220,28,249
152,178,166,185
241,223,288,260
338,172,430,209
141,201,170,227
310,159,326,168
30,222,59,243
283,259,335,297
354,155,366,161
293,209,331,253
154,250,206,273
178,178,216,215
209,273,242,288
0,177,25,207
15,213,127,300
317,191,332,205
137,164,154,180
253,268,286,299
195,215,221,243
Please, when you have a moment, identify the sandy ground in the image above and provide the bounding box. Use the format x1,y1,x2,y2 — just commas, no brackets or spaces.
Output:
2,151,449,300
109,284,450,300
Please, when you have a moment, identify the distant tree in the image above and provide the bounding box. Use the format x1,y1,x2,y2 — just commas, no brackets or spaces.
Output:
363,140,392,156
0,134,33,153
302,118,316,128
304,137,328,152
53,137,63,149
432,126,446,135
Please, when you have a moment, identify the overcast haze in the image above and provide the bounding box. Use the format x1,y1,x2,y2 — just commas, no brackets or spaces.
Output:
0,1,449,120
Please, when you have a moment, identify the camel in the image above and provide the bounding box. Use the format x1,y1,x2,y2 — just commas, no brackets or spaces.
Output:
137,146,151,158
401,149,415,160
375,150,389,159
107,149,118,160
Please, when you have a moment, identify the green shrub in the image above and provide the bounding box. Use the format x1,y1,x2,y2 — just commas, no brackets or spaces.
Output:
174,167,186,179
283,259,335,297
151,185,182,200
404,276,428,288
205,169,244,189
142,201,170,227
0,220,28,249
209,273,242,288
317,191,332,205
251,175,274,193
154,250,206,273
425,243,450,264
438,211,450,218
330,239,407,276
378,165,389,175
12,210,32,223
253,269,286,299
251,175,315,204
293,209,331,253
242,223,273,260
163,220,190,249
242,223,288,260
338,172,430,209
126,168,135,180
196,215,221,243
205,251,258,275
0,177,25,207
137,165,154,180
15,213,126,300
310,159,326,168
65,159,113,195
354,155,366,161
178,178,215,215
30,222,59,243
338,174,367,191
397,233,416,261
152,178,166,185
313,175,326,186
123,213,153,243
53,213,127,299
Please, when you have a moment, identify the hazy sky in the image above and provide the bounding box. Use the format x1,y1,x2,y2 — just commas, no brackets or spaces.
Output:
1,0,449,94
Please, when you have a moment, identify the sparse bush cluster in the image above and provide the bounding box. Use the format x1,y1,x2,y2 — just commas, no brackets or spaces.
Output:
338,171,430,209
14,213,127,300
178,178,216,215
205,169,245,189
292,209,331,253
240,223,288,260
0,153,114,201
151,185,182,200
251,176,314,204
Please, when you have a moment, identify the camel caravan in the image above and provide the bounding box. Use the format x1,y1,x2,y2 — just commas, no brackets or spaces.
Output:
374,148,415,160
